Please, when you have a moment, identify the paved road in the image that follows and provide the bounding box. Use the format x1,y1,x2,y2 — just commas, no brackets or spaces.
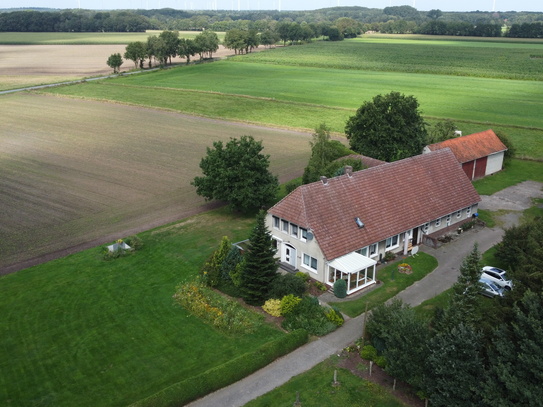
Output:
187,224,505,407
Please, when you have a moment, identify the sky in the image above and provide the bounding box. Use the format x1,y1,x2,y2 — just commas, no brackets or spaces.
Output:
3,0,543,12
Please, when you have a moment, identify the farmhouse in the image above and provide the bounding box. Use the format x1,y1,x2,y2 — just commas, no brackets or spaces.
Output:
423,129,507,180
266,148,481,295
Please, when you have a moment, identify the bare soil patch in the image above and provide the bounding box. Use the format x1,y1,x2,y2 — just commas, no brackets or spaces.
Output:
0,44,241,91
0,92,310,274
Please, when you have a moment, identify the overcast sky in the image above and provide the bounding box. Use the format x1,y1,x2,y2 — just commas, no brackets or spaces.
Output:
3,0,542,13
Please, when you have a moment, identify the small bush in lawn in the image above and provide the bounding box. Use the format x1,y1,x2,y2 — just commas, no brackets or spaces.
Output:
280,294,302,315
124,235,143,250
269,273,306,298
262,299,282,317
333,279,347,298
325,307,344,326
360,345,378,361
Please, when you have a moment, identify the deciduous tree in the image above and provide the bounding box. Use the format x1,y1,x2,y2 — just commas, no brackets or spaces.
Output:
106,53,123,73
345,91,428,162
191,136,279,213
124,41,146,69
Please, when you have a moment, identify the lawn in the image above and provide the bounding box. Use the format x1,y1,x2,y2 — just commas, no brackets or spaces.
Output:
0,209,291,407
244,356,406,407
473,159,543,195
331,253,438,318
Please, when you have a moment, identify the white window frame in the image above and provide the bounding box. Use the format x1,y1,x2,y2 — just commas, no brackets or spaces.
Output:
446,214,452,226
369,243,378,258
423,223,430,234
456,210,462,218
435,218,441,227
385,234,400,250
281,219,289,232
302,253,318,273
466,207,472,217
300,228,308,242
290,223,298,238
273,216,280,229
356,246,368,257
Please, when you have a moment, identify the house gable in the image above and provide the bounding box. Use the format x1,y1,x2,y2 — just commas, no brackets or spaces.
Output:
268,149,480,261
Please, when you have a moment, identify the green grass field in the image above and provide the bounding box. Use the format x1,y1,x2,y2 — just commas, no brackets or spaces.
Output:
0,209,287,407
0,30,221,44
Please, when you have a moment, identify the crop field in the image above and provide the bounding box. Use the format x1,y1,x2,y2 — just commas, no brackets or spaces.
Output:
0,30,213,44
0,93,312,270
232,38,543,81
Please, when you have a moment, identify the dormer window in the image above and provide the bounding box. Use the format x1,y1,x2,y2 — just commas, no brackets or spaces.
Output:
291,223,298,238
355,217,364,228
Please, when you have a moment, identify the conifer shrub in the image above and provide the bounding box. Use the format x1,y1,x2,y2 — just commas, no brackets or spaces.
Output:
333,279,347,298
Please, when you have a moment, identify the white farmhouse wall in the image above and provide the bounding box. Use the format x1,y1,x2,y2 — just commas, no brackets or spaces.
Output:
485,152,505,176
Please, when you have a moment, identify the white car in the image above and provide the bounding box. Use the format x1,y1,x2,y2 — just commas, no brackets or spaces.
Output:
479,277,505,298
481,266,513,290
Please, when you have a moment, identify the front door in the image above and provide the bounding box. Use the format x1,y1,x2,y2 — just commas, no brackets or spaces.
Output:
412,227,419,245
283,244,297,268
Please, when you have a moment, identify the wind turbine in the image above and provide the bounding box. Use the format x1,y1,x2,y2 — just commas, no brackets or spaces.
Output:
492,0,496,11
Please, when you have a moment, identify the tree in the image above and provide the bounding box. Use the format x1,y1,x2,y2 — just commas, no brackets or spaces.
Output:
345,91,428,162
124,41,146,69
106,53,123,73
200,236,231,287
423,323,485,407
177,38,197,64
158,30,180,64
240,211,278,305
495,130,516,159
191,136,279,213
224,28,247,54
427,119,457,144
194,30,219,60
260,29,279,48
427,9,443,20
480,290,543,407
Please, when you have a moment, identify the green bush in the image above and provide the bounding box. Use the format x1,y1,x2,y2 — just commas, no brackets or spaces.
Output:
269,273,307,298
295,271,310,282
282,296,337,336
315,281,328,291
262,299,282,317
375,355,387,368
124,235,143,250
129,329,309,407
325,307,344,326
360,345,378,361
285,178,302,194
333,279,347,298
280,294,302,315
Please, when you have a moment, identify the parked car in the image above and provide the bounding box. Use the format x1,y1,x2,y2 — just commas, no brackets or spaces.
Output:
481,266,513,290
479,277,505,298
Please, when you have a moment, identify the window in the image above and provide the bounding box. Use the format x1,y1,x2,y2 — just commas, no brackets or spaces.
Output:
369,243,378,257
435,218,441,227
385,234,399,250
423,223,430,234
466,207,472,217
356,247,368,257
273,216,280,229
303,254,318,271
446,214,452,226
300,228,308,242
290,223,298,238
456,210,462,218
281,219,289,232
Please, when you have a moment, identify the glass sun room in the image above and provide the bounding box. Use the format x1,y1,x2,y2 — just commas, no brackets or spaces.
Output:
327,252,377,295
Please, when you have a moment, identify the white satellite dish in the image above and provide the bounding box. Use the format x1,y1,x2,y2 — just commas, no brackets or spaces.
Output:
411,246,419,257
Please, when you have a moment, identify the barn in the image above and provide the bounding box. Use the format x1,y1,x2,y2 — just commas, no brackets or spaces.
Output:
423,129,507,180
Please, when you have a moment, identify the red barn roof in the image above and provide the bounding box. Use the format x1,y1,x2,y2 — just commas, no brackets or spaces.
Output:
269,149,480,261
426,129,507,163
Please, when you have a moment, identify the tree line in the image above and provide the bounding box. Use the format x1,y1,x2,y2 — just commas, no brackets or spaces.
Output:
2,7,543,38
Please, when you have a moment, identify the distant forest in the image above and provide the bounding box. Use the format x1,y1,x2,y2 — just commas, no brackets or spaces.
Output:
0,6,542,38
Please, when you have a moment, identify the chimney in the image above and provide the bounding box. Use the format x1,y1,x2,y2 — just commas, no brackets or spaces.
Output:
345,166,353,177
320,176,328,185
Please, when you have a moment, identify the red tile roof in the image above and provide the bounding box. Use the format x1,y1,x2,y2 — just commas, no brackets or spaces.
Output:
269,149,480,261
426,129,507,163
340,154,387,168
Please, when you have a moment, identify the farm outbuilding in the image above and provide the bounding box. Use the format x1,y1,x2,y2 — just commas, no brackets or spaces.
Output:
423,129,507,180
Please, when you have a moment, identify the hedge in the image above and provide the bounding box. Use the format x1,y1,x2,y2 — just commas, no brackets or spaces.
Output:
129,329,309,407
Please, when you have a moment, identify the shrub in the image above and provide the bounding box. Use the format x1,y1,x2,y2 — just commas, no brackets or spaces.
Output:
281,296,336,336
333,279,347,298
280,294,302,315
383,251,396,261
262,299,282,317
360,345,378,361
124,235,143,250
375,355,387,368
461,220,477,231
285,178,302,194
325,307,344,326
269,274,306,298
295,271,309,282
221,246,242,280
173,279,262,335
315,281,328,291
